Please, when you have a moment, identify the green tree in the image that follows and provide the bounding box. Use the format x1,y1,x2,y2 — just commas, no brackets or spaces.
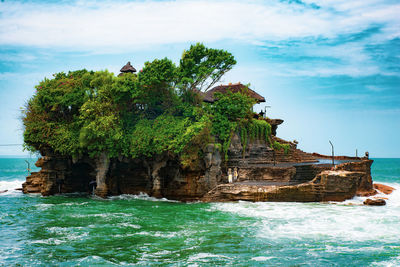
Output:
79,71,124,158
135,58,179,117
23,70,92,155
177,43,236,93
23,44,259,165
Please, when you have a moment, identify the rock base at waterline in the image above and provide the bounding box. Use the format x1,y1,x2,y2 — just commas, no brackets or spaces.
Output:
364,198,386,206
373,183,395,195
202,170,365,202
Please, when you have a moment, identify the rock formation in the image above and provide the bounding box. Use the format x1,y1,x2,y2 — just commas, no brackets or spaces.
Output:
363,198,386,206
23,143,222,201
22,131,376,203
202,170,369,202
373,183,395,194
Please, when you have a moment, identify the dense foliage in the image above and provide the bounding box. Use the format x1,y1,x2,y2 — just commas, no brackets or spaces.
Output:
23,43,282,165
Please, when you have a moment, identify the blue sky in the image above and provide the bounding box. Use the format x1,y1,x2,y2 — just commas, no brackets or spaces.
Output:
0,0,399,157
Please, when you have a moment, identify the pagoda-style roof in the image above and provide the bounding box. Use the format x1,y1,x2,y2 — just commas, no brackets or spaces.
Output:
120,61,136,73
203,82,266,103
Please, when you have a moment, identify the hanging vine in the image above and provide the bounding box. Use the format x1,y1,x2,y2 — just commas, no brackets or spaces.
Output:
239,119,272,157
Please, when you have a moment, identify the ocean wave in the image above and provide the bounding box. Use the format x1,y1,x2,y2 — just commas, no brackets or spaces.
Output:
251,256,276,261
372,254,400,267
213,184,400,244
59,202,89,206
118,222,141,229
31,229,89,245
339,182,400,207
187,253,231,263
376,182,400,208
75,256,119,266
108,192,177,202
35,203,55,210
0,179,24,196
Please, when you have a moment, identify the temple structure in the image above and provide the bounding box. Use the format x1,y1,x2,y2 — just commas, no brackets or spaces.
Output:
118,61,136,76
203,82,265,103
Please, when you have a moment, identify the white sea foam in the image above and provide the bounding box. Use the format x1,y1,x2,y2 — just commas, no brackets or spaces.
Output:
109,192,177,202
381,182,400,208
0,179,24,196
31,228,89,245
76,256,119,266
118,222,141,229
134,230,180,238
213,183,400,244
35,203,55,210
187,253,231,264
372,254,400,267
70,213,131,219
46,226,85,234
59,202,89,206
339,182,400,207
251,256,275,261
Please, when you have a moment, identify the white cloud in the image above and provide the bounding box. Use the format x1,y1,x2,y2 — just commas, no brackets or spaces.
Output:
0,0,399,52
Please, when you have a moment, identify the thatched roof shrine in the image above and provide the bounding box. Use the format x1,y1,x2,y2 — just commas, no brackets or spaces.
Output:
120,61,136,73
203,82,266,103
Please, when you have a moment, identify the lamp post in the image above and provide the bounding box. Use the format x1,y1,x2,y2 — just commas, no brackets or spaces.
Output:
329,141,335,166
264,105,271,118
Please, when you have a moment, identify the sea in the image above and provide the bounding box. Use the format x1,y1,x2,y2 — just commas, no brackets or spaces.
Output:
0,157,399,266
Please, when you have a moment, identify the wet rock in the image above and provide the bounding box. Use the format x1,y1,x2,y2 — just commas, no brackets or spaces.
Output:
363,198,386,206
202,170,364,202
373,183,395,195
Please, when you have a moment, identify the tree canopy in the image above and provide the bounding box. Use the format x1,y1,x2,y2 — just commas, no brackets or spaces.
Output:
23,43,276,164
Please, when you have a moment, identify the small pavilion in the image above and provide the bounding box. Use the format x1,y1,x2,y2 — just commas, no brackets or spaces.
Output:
203,82,266,103
118,62,136,76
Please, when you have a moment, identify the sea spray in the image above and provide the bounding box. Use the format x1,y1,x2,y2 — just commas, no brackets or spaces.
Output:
0,179,25,195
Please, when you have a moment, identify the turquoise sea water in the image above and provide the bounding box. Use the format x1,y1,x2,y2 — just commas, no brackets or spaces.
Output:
0,158,399,266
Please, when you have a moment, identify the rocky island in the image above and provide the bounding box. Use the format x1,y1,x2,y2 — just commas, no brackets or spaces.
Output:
22,44,381,203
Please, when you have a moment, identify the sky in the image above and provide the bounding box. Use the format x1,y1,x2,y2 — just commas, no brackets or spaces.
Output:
0,0,399,157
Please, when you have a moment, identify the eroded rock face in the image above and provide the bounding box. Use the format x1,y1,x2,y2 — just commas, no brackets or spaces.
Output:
94,152,110,198
335,160,376,196
22,139,375,203
23,171,43,194
22,153,95,196
22,144,222,201
202,170,365,202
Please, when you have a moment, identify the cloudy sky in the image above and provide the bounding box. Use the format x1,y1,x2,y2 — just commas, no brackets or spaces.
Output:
0,0,399,157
